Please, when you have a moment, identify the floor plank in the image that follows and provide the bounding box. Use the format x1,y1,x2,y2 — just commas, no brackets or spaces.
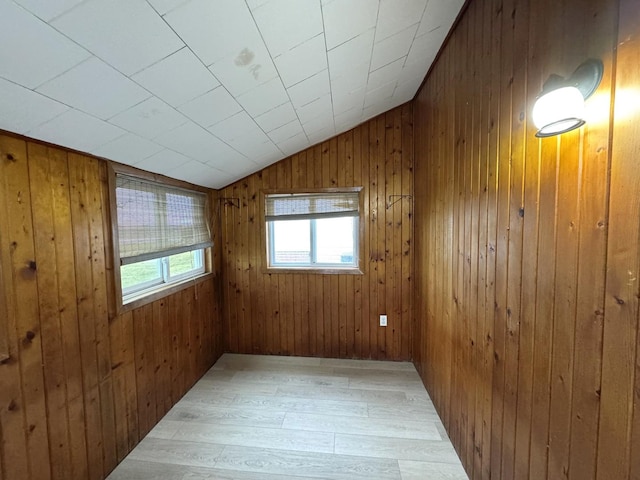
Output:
108,459,334,480
318,357,417,371
126,437,223,468
215,446,402,480
231,371,350,388
335,433,460,463
165,403,286,428
282,412,442,440
230,393,369,417
145,420,184,440
276,385,409,403
398,459,468,480
192,379,279,396
367,401,440,420
108,354,468,480
173,423,335,454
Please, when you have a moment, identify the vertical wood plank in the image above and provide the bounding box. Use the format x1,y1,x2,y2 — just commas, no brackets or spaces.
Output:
109,311,129,463
68,153,105,480
466,5,480,472
567,1,616,479
353,127,364,359
28,143,73,480
1,136,52,480
599,0,638,478
265,165,281,355
369,118,381,360
501,0,528,477
51,149,89,479
390,108,402,361
360,124,371,360
400,103,412,364
239,179,252,355
620,3,640,479
0,136,31,480
248,173,264,355
377,116,388,359
490,0,513,474
344,134,355,358
473,3,492,476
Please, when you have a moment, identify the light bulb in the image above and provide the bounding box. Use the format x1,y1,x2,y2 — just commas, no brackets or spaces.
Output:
532,86,586,137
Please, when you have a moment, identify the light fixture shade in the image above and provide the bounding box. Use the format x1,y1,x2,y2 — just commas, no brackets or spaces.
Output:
532,60,603,138
533,86,586,137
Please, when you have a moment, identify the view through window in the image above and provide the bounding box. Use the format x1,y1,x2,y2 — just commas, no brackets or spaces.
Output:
270,217,356,266
120,249,204,297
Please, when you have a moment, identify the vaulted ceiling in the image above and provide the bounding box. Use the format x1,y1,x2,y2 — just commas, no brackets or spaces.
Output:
0,0,464,188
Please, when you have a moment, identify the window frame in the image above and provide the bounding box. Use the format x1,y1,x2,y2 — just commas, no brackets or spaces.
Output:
108,163,214,313
261,187,364,275
164,249,206,284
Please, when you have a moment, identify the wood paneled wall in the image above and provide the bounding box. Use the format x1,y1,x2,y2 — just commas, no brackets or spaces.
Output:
0,133,223,480
413,0,639,479
220,105,413,360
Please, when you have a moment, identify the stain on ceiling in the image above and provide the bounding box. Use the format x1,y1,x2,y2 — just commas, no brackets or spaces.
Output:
0,0,464,188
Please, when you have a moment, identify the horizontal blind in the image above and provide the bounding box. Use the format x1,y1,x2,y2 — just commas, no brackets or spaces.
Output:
265,192,359,222
116,175,212,265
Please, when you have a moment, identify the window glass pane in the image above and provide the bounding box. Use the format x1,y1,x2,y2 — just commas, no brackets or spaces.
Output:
272,219,311,264
168,250,203,276
121,258,162,290
315,217,355,264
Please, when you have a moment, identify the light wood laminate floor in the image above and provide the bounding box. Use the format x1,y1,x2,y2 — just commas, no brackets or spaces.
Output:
108,354,468,480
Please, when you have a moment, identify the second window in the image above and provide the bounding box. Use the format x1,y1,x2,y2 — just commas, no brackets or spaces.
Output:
265,191,360,270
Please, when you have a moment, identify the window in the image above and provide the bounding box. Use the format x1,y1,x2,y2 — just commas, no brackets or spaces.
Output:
113,171,212,305
265,190,362,271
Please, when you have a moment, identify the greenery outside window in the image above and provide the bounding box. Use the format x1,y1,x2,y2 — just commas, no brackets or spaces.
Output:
120,249,205,298
264,189,363,273
111,168,212,308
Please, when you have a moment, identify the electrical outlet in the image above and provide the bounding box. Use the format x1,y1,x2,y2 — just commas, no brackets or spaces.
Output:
380,314,387,327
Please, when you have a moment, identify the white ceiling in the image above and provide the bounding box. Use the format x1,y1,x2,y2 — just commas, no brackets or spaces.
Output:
0,0,464,189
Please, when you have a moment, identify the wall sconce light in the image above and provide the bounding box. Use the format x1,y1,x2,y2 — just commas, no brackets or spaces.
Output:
532,59,603,137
